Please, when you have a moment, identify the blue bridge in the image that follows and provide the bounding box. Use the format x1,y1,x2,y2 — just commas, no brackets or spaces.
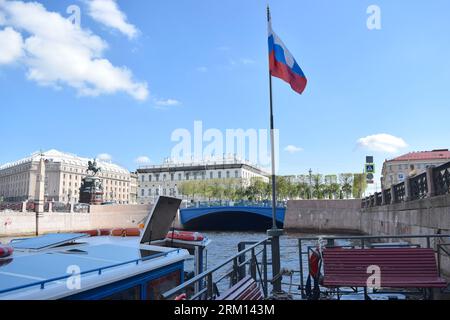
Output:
179,203,285,231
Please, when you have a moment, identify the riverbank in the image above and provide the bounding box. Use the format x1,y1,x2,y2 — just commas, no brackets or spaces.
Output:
0,204,150,237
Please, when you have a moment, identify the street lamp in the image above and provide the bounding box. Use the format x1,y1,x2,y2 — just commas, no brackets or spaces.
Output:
309,169,313,199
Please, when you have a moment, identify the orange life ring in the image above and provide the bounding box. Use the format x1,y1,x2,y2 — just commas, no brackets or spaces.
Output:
99,228,112,236
0,245,13,258
74,227,140,237
166,230,204,242
78,229,100,237
124,228,141,237
111,228,125,237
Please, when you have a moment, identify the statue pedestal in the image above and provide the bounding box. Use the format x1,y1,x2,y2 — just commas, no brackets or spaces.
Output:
79,176,104,205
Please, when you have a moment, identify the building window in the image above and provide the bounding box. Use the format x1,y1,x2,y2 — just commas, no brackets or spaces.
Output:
218,172,222,179
210,172,213,179
171,174,174,181
178,173,182,180
141,189,144,196
226,171,230,179
149,175,152,182
235,170,239,178
163,174,166,181
186,173,189,180
156,174,160,182
156,188,159,196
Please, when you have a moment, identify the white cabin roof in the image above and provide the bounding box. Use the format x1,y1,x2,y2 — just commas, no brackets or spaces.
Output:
0,235,190,300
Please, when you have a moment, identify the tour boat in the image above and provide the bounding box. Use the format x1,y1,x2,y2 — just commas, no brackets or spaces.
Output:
0,196,209,300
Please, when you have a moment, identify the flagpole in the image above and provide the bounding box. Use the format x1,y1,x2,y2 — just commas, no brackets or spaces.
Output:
267,5,283,295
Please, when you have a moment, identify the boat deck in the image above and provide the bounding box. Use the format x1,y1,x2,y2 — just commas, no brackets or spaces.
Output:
0,235,190,299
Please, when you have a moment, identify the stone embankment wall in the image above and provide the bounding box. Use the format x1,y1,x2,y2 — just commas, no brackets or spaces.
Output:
285,195,450,236
0,204,151,237
285,196,450,277
285,199,362,234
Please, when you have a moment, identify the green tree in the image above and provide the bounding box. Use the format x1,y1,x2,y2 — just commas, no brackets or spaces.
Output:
339,173,354,199
352,173,368,199
311,174,324,199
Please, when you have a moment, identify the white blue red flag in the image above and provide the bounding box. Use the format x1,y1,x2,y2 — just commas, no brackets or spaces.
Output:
268,18,307,94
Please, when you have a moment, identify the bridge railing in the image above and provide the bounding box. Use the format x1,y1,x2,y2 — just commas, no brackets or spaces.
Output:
362,160,450,208
185,200,287,209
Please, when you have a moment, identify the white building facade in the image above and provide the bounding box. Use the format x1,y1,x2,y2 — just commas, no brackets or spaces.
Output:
0,150,134,204
136,158,269,204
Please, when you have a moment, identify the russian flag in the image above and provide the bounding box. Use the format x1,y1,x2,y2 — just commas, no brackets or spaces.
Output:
268,19,307,95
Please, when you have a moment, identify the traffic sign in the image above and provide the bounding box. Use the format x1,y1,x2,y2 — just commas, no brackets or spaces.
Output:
365,163,375,173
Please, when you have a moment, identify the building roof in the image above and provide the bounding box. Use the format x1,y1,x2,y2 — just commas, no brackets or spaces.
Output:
138,156,270,176
387,149,450,162
0,149,129,174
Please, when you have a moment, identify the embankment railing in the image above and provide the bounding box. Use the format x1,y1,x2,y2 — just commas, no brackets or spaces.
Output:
362,161,450,208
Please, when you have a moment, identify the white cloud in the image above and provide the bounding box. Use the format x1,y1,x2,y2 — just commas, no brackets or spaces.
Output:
135,156,151,164
0,0,148,100
97,153,112,161
0,26,22,64
284,145,303,154
357,133,408,153
85,0,138,39
154,98,181,107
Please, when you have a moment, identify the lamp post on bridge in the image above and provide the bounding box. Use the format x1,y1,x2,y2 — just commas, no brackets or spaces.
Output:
309,169,313,199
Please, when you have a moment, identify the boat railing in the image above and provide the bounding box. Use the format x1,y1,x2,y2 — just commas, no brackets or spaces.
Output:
161,238,271,300
297,234,450,299
0,249,179,296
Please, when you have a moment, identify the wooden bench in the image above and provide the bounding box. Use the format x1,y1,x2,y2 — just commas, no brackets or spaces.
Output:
322,248,447,290
216,276,264,300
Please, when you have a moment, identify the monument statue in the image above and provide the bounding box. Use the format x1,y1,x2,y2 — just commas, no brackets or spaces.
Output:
87,160,101,176
79,158,104,205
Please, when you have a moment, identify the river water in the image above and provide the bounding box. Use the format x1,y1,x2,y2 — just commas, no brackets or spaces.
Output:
191,231,354,298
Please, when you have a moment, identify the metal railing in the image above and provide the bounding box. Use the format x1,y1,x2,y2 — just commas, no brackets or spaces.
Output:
184,200,286,209
362,160,450,208
0,249,179,296
393,182,405,203
297,234,450,299
410,172,428,201
375,192,383,206
162,238,271,300
434,162,450,196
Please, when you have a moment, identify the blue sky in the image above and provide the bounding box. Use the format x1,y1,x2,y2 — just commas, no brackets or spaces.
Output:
1,0,450,188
